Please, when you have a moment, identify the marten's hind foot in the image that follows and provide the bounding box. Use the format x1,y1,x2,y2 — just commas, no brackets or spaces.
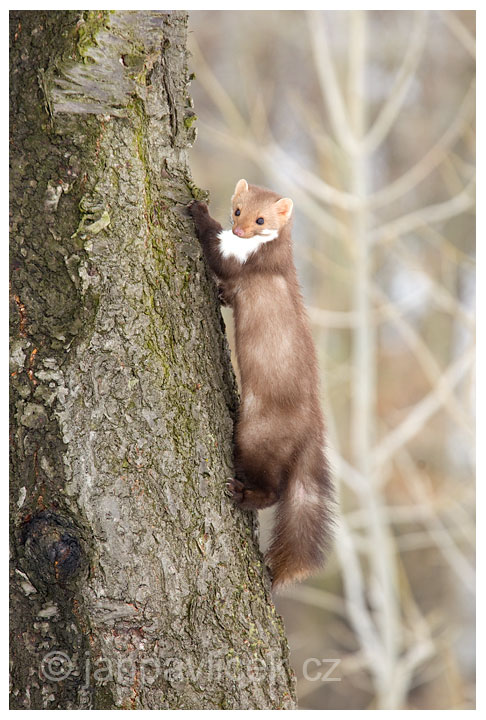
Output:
227,478,278,510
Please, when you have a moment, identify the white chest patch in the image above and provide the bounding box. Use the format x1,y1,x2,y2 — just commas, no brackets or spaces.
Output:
218,229,279,263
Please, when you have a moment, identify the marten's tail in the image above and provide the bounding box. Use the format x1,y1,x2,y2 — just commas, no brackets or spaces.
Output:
266,445,334,590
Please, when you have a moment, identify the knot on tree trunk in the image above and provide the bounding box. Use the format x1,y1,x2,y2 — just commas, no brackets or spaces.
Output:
21,510,86,587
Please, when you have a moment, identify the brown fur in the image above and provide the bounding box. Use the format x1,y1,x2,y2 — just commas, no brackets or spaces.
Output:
189,180,334,589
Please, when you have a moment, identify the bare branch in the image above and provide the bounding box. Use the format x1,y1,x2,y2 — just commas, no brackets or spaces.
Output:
396,449,475,591
369,179,475,243
282,584,348,617
335,520,387,675
372,285,474,436
419,223,476,268
189,37,247,133
268,142,362,211
392,244,475,330
362,12,429,154
306,11,359,155
372,348,475,469
369,80,475,209
307,305,359,328
320,368,388,688
439,10,476,59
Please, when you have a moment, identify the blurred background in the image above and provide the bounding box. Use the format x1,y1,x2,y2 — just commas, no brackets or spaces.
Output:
187,10,475,710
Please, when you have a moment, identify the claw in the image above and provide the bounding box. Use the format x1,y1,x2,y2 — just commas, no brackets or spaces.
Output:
227,477,245,505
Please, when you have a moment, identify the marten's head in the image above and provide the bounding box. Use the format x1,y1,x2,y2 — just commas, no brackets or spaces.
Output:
230,179,293,240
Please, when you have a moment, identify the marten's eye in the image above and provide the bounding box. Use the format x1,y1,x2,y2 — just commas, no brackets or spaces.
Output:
235,209,241,216
256,217,264,225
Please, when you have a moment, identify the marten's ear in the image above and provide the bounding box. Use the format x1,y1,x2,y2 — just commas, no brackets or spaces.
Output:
275,198,293,222
233,179,249,197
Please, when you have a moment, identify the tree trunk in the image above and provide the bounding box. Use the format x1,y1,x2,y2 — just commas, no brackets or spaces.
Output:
9,10,296,710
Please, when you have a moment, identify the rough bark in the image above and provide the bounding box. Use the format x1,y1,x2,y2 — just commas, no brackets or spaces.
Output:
9,10,296,710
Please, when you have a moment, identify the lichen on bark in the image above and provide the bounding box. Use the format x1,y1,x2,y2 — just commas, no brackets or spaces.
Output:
10,10,296,710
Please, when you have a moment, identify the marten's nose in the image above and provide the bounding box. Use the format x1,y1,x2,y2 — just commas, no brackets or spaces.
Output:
233,226,245,237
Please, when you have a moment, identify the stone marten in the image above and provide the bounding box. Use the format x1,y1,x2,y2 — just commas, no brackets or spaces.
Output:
190,179,334,589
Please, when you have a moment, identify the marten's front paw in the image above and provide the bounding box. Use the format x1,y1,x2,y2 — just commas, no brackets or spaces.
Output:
189,201,223,240
217,285,231,307
189,200,209,220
